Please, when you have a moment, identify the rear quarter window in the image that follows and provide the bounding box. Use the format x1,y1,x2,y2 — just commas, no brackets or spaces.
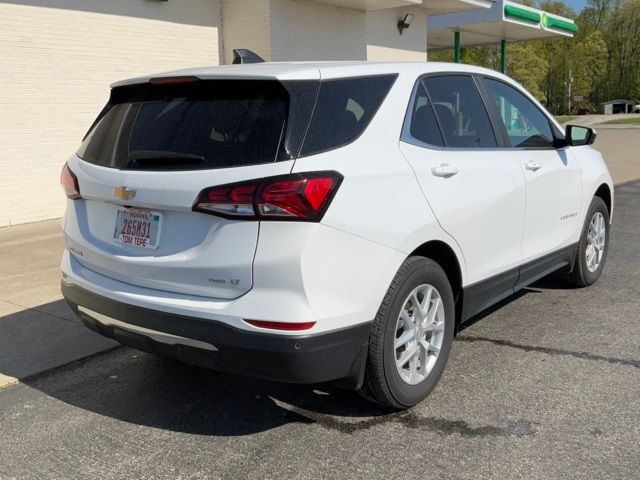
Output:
300,75,397,157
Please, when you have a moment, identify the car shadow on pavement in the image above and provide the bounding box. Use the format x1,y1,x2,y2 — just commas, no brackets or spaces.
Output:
0,299,117,382
20,339,393,436
10,275,570,437
530,272,579,290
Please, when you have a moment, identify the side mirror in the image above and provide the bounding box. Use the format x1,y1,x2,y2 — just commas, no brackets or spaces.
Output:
565,125,596,146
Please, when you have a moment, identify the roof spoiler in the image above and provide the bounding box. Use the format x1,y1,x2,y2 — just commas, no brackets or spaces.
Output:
232,49,265,65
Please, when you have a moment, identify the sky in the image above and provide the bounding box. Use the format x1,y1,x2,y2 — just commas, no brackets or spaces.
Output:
559,0,587,11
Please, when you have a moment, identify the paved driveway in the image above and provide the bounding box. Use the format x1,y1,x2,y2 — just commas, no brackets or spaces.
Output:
1,181,638,480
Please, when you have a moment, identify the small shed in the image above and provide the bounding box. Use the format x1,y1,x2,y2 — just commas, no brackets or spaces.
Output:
603,99,634,115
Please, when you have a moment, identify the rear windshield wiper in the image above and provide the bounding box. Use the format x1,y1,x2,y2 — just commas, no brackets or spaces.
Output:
127,151,206,169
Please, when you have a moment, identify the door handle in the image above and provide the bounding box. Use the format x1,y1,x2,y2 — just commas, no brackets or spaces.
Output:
431,164,459,177
525,161,542,172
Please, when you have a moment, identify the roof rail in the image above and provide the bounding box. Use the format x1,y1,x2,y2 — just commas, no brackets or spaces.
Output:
232,49,265,65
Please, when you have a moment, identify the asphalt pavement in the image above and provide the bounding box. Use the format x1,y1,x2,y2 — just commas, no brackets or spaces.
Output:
0,181,638,479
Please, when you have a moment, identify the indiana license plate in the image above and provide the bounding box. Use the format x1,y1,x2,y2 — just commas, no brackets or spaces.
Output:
113,208,163,249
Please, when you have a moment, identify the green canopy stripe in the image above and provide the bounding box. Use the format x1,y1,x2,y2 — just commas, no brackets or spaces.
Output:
504,5,541,24
545,16,579,33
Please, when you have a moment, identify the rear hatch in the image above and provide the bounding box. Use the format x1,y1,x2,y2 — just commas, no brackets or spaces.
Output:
64,76,318,299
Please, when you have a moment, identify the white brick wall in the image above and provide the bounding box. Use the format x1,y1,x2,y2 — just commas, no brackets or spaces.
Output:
221,0,271,63
0,0,222,227
269,0,366,61
366,7,428,62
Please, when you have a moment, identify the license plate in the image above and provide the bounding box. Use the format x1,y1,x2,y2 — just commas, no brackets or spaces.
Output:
113,208,163,250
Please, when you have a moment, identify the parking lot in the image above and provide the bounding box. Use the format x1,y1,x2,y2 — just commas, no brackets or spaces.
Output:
1,130,639,478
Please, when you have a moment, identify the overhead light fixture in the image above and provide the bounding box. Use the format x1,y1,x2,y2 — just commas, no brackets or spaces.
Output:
398,13,414,35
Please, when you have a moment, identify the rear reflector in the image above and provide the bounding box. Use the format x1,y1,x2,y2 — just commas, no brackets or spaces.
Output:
245,320,316,331
60,163,81,199
193,171,342,221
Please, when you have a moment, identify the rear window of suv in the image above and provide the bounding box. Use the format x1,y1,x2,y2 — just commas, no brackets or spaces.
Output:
77,80,296,170
77,75,396,171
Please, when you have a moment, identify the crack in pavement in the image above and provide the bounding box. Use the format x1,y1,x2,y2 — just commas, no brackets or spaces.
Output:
458,336,640,369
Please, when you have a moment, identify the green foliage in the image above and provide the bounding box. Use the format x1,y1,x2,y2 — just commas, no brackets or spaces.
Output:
508,43,549,99
555,115,577,123
429,0,640,113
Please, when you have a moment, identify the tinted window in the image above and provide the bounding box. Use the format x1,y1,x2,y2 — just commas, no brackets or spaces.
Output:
483,78,555,148
423,75,497,148
300,75,397,156
407,82,444,147
77,80,295,170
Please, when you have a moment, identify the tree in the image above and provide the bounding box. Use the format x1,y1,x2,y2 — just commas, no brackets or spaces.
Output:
426,0,639,110
507,43,548,100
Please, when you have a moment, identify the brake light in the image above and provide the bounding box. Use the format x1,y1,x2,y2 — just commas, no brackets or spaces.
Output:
193,171,342,221
60,163,81,199
149,75,200,85
245,320,316,331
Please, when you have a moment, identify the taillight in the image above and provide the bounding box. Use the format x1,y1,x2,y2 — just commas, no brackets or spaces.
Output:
60,163,81,199
245,319,316,331
193,171,342,221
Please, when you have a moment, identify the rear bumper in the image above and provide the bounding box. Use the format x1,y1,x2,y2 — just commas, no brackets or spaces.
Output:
62,282,371,388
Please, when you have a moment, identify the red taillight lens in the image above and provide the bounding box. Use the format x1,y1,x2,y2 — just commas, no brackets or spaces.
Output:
60,163,81,199
245,319,316,331
192,171,342,221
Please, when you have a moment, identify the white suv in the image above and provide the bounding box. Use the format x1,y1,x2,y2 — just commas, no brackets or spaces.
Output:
60,61,613,409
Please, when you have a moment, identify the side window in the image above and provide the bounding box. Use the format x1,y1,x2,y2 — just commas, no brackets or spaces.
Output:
483,78,555,148
300,75,397,157
407,82,445,147
423,75,497,148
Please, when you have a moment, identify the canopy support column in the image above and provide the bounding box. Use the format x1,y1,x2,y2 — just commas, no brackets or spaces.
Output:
454,31,461,63
500,39,507,74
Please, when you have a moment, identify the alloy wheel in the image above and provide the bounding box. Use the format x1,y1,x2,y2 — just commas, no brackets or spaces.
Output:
586,212,606,273
394,284,445,385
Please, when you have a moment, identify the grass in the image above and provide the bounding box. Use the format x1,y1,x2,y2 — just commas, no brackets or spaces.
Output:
599,117,640,125
555,115,577,124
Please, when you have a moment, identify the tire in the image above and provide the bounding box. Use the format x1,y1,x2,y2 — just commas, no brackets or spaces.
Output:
567,196,610,287
359,256,455,409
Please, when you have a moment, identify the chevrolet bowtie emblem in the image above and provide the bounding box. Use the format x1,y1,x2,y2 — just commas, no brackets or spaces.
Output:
113,186,137,200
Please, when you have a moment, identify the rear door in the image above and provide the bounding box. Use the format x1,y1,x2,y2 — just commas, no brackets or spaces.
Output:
64,77,318,299
399,74,526,315
480,76,582,267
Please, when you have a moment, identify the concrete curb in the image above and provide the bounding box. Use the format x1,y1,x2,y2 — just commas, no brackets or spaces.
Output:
0,374,19,391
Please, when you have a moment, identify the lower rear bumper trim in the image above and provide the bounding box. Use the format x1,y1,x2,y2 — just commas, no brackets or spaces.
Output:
62,281,371,387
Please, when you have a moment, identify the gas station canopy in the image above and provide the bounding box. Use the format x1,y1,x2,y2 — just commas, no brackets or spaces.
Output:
427,0,578,50
316,0,492,14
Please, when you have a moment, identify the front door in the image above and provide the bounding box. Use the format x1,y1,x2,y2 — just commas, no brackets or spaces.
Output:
480,76,582,266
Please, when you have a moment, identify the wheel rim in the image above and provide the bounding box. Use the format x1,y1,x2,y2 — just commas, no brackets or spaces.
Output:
586,212,606,273
394,284,445,385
